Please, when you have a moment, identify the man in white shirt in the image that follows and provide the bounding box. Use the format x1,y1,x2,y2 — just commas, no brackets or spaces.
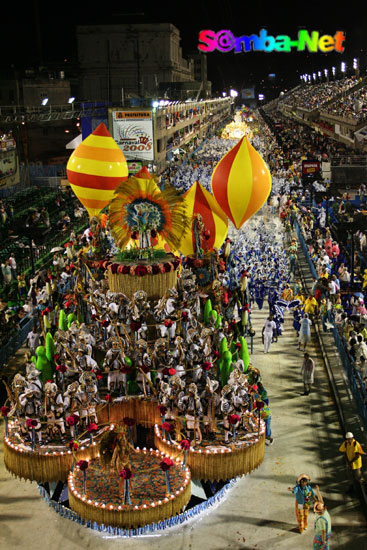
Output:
263,316,277,354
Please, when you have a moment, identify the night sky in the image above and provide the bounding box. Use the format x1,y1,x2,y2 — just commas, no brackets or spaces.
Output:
1,1,364,99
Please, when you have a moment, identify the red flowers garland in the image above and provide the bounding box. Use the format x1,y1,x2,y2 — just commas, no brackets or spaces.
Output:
1,406,10,417
228,414,240,425
26,419,38,428
160,457,174,472
158,405,167,416
103,257,180,277
69,440,79,451
86,422,98,433
56,364,67,373
119,468,133,479
162,422,173,432
77,460,89,471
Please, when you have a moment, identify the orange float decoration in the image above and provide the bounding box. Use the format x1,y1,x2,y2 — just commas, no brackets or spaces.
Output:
211,136,272,229
179,180,228,256
66,123,128,218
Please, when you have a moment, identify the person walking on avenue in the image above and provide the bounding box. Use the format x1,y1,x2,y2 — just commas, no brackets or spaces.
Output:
262,315,276,354
301,352,315,395
313,501,332,549
298,313,312,351
287,474,322,534
339,432,365,493
26,326,40,358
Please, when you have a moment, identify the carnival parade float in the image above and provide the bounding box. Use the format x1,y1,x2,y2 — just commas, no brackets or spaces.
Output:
2,121,273,534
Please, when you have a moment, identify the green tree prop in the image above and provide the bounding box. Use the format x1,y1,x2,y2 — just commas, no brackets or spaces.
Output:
67,312,78,329
239,336,250,371
220,350,233,387
203,299,212,326
35,345,53,384
58,309,68,331
45,332,56,368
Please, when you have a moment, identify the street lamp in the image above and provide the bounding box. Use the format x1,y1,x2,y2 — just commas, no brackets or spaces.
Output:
313,73,317,82
332,66,336,79
324,68,328,81
341,62,346,74
41,97,48,106
229,89,238,98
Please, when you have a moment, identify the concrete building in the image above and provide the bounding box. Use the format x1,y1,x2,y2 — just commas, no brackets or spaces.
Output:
76,23,197,102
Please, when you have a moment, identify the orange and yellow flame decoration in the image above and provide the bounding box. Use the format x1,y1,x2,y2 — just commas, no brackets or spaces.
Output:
66,123,128,218
179,181,228,256
210,136,272,229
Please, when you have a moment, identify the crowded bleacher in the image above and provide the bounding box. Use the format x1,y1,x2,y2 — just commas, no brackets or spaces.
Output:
281,76,360,111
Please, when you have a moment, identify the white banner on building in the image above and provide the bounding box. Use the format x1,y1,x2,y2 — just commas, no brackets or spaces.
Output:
112,111,154,161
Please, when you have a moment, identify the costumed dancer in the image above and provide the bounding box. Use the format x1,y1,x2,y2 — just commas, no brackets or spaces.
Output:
287,474,322,534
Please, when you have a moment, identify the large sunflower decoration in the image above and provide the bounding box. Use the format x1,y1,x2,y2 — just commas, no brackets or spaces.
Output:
109,175,189,251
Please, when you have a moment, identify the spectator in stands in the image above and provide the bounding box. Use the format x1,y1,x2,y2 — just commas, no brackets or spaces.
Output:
8,255,17,279
1,260,12,286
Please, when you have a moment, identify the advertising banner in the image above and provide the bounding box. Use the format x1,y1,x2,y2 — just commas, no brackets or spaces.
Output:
302,160,320,174
241,88,255,99
112,111,154,161
127,161,143,174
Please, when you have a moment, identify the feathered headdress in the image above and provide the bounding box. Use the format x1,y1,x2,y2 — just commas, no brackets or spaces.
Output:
109,175,189,251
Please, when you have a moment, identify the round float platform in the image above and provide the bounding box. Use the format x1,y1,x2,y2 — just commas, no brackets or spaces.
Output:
154,418,266,482
4,420,102,482
68,448,191,528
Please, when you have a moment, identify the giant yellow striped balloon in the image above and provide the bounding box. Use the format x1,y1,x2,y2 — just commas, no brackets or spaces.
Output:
211,136,272,229
179,181,228,256
67,123,128,218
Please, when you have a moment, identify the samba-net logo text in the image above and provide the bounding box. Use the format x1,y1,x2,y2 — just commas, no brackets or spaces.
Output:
198,29,345,53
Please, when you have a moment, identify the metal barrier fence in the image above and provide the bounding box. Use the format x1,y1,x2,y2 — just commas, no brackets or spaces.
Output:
295,216,367,431
0,313,34,367
332,324,367,432
294,218,318,279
